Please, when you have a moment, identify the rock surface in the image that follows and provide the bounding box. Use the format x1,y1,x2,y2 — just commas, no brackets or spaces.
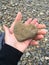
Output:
14,21,38,41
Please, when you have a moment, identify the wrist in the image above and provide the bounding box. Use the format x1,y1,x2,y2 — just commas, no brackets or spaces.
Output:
5,42,24,53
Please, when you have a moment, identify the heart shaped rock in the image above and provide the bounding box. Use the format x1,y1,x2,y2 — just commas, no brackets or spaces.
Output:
14,21,38,42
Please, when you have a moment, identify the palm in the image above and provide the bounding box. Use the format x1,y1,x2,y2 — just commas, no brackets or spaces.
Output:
5,29,31,52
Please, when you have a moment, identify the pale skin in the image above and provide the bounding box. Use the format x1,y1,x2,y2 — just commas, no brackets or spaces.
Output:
3,12,47,52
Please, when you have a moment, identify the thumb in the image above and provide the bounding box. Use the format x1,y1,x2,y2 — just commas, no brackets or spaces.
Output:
3,25,9,35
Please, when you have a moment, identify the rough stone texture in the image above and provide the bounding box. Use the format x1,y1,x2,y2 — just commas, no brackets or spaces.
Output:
14,21,38,41
0,0,49,65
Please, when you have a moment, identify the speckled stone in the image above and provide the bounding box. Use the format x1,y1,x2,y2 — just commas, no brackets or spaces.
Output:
14,21,38,41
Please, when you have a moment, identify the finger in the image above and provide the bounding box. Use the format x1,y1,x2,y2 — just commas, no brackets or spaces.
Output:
37,24,46,29
3,25,9,35
34,34,44,40
30,40,39,46
31,18,38,26
24,18,32,25
38,29,48,35
10,12,22,32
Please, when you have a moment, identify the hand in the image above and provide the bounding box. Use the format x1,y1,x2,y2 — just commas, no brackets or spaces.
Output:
3,12,47,52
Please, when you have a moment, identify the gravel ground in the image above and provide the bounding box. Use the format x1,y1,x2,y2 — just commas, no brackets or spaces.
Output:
0,0,49,65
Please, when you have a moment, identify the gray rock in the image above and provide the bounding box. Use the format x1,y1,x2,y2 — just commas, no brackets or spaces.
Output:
25,52,30,57
2,5,7,10
0,12,3,19
46,10,49,16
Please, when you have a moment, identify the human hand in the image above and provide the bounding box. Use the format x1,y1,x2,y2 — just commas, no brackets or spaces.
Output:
3,12,47,52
